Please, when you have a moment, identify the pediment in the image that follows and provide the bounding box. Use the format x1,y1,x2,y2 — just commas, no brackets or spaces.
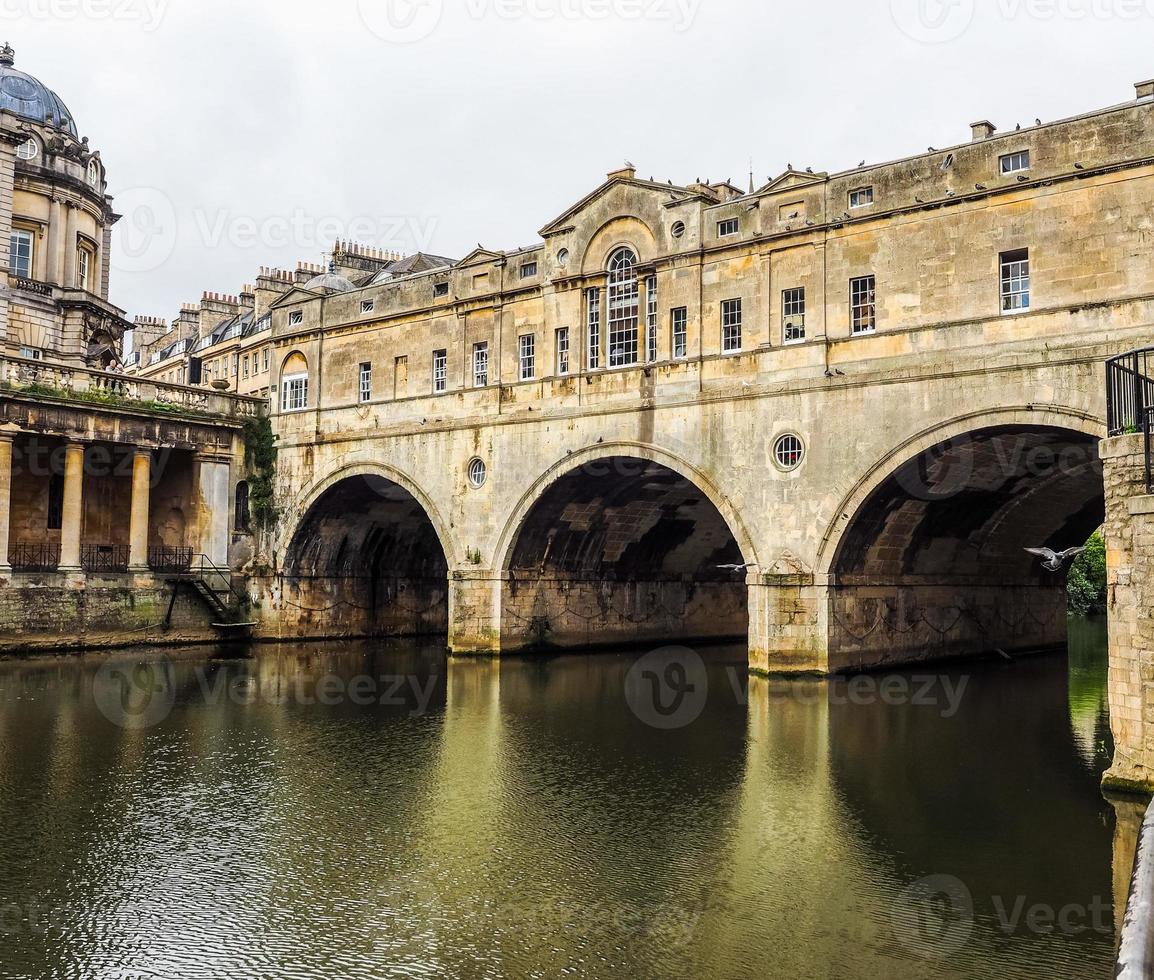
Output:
539,175,695,238
269,286,321,309
755,170,829,196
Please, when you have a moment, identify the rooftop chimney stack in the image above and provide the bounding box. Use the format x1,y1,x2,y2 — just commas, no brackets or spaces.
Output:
1137,79,1154,101
971,120,997,141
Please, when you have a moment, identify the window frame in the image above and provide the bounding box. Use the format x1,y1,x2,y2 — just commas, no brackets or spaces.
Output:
607,247,639,367
288,310,304,327
671,307,688,359
586,287,601,370
359,361,373,403
9,228,33,278
1000,150,1031,175
519,261,538,280
433,349,448,393
76,244,92,291
433,281,449,298
645,276,658,363
361,299,375,314
281,372,309,413
518,333,536,381
472,341,489,388
555,327,570,376
717,217,740,238
721,298,742,353
1000,248,1031,314
16,137,37,161
783,287,806,344
850,275,877,335
848,186,874,209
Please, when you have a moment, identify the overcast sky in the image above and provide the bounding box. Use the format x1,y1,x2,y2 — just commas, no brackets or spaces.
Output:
8,0,1153,325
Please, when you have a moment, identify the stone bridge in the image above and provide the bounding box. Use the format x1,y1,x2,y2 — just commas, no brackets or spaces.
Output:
251,84,1154,676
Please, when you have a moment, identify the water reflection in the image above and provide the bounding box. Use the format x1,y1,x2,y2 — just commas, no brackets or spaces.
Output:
0,626,1117,979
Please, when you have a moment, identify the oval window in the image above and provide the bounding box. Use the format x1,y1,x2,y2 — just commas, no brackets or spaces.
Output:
468,457,487,489
774,434,805,471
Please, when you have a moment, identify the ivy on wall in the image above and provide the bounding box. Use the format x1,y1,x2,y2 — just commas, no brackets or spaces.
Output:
243,416,279,531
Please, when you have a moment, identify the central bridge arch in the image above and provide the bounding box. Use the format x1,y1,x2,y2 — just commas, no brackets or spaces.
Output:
496,443,758,651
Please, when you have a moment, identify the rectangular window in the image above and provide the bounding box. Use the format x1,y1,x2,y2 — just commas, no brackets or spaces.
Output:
520,261,538,279
359,362,372,402
586,288,601,370
263,347,270,372
19,347,41,360
519,334,536,381
281,374,308,412
361,299,375,314
242,356,250,379
783,287,806,343
1000,150,1031,175
1000,249,1031,313
717,217,740,238
288,310,303,327
556,327,570,375
646,277,658,362
9,229,32,278
231,354,239,377
77,247,91,290
721,299,742,352
849,186,874,208
393,356,408,398
671,307,688,359
434,282,449,298
433,349,448,393
473,342,489,387
851,275,877,334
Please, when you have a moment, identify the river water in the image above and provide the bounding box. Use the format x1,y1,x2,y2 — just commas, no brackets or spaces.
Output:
0,620,1119,979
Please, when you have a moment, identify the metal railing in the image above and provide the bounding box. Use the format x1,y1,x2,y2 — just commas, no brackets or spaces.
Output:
1107,346,1154,493
147,546,194,574
81,544,129,573
9,542,60,571
1117,797,1154,979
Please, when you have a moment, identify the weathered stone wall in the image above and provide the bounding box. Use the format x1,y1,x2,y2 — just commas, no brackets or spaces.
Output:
1102,433,1154,794
500,576,747,651
0,576,220,653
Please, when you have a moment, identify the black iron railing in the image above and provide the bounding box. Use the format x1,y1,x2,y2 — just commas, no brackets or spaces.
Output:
1107,346,1154,493
9,542,61,571
81,544,129,573
147,546,194,574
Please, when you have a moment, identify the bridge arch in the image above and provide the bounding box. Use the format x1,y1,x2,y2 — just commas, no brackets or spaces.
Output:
815,405,1106,669
279,462,457,638
496,442,758,651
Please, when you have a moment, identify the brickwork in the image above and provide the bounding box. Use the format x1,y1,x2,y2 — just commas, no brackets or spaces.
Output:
1103,434,1154,793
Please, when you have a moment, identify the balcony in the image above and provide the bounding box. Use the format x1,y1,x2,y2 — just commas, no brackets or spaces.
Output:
0,353,263,421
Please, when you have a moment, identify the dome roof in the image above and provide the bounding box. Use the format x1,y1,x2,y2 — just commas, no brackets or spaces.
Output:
0,45,78,137
304,271,355,294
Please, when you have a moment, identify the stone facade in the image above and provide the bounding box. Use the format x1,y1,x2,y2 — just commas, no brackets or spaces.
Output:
1103,433,1154,793
253,77,1154,672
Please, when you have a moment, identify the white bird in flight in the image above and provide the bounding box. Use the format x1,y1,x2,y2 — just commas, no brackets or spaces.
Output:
1025,547,1087,572
717,563,758,572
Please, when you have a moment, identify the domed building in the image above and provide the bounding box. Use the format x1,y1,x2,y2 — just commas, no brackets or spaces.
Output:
0,42,129,369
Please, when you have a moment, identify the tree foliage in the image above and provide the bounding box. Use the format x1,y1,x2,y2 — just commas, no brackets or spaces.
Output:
243,416,279,531
1067,531,1107,617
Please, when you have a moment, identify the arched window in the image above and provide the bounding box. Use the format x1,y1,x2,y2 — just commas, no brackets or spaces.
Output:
16,137,37,161
235,480,251,532
87,160,99,186
281,352,309,412
607,247,639,367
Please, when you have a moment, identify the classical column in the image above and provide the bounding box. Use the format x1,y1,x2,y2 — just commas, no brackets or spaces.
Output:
62,205,78,288
194,451,232,568
0,435,12,577
58,441,85,573
128,448,152,573
46,198,64,285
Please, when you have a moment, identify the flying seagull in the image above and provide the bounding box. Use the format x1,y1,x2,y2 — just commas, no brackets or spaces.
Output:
717,562,758,572
1025,546,1087,572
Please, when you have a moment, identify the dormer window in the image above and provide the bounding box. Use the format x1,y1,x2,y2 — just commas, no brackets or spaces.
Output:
86,160,99,186
718,217,740,238
849,186,874,208
288,310,304,327
16,138,37,161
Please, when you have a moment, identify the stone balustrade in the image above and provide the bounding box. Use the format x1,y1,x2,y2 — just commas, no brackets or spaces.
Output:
0,353,264,419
